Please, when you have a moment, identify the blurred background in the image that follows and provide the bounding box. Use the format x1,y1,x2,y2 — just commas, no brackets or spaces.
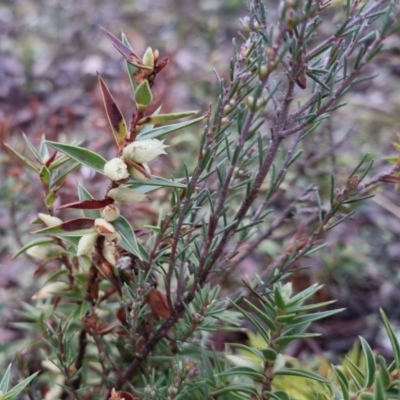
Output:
1,0,400,363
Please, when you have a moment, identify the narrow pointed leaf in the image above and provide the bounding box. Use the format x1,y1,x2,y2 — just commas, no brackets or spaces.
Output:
243,298,276,331
22,133,42,163
98,74,127,149
139,106,162,134
46,141,106,174
374,374,386,400
137,115,206,140
274,368,329,383
287,308,345,327
0,363,11,392
380,308,400,371
121,32,139,91
33,218,95,236
13,237,54,259
137,110,199,126
360,336,376,388
78,184,102,218
128,177,187,190
227,343,265,360
217,366,264,381
99,26,144,66
274,333,320,350
333,366,349,400
3,371,39,400
113,216,142,259
378,356,391,390
211,385,258,396
58,198,113,210
4,143,39,172
100,27,152,72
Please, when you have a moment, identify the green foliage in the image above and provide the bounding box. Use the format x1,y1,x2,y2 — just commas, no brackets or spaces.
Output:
3,0,400,399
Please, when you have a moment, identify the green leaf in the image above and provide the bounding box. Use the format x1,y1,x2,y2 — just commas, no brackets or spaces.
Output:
243,298,277,331
211,385,259,396
128,177,188,191
13,237,54,259
286,283,324,308
121,33,139,92
230,300,270,344
274,368,329,383
138,110,199,126
46,141,106,174
139,106,162,134
78,184,102,218
113,216,142,260
268,391,290,400
39,165,51,184
360,336,376,388
333,366,349,400
137,115,206,140
217,366,265,382
378,356,391,390
98,74,127,150
0,363,11,392
22,133,42,163
227,343,265,361
3,371,39,400
51,161,80,189
286,308,345,328
4,143,39,172
135,80,152,108
380,308,400,371
274,333,320,350
373,374,386,400
274,286,286,310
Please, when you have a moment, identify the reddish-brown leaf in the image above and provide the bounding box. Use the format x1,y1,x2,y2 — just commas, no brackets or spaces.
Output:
381,175,400,184
147,289,171,319
155,57,169,73
99,26,143,65
58,198,114,210
44,151,58,167
59,217,95,231
98,74,127,150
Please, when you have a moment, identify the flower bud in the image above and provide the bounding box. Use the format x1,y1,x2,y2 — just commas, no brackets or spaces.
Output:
95,218,116,235
104,231,122,244
128,163,151,180
104,157,129,182
38,213,62,227
102,243,119,266
107,187,150,204
27,244,64,261
122,139,168,164
77,233,98,256
101,205,120,222
143,47,154,68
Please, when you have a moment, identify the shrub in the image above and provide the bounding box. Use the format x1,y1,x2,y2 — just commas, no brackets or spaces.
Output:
4,0,400,399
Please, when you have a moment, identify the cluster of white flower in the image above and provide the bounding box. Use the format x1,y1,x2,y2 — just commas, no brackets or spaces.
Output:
103,138,168,183
77,139,168,264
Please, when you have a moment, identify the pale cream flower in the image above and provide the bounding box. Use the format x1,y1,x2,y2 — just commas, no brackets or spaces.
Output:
104,157,129,182
101,204,120,222
37,213,62,227
122,139,168,164
107,187,150,203
27,244,64,261
77,233,98,256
